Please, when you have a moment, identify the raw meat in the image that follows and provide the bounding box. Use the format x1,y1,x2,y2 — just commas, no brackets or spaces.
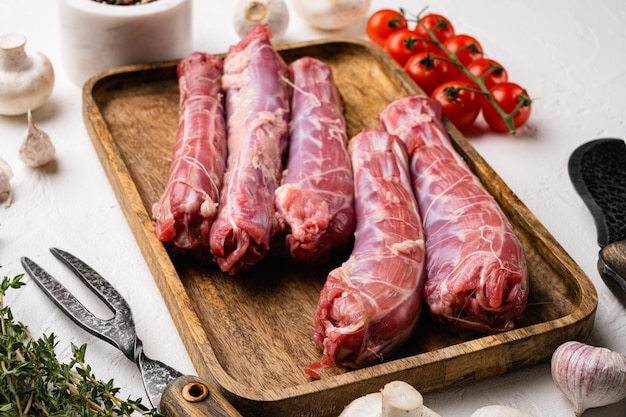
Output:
275,57,355,262
152,52,227,249
209,25,291,275
306,129,426,377
379,95,529,333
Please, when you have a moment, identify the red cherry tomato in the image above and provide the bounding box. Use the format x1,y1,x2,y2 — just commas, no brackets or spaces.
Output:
443,34,483,66
404,52,456,96
431,81,481,129
384,29,431,67
481,82,532,133
414,13,455,43
366,9,409,47
466,58,508,89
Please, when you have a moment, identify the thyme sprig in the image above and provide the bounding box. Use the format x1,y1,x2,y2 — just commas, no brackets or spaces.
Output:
0,274,161,416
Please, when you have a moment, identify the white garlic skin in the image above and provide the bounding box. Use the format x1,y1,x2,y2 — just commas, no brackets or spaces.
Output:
19,110,56,168
0,156,13,207
233,0,289,42
551,340,626,416
0,33,54,116
290,0,371,31
470,405,536,417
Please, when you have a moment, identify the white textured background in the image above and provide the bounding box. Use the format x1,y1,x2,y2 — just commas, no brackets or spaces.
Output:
1,0,625,416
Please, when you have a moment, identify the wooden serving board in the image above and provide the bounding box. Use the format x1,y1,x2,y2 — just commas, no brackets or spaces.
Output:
82,38,597,417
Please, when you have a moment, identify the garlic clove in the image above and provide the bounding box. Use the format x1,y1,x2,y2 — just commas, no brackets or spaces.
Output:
551,340,626,416
233,0,289,43
19,109,56,168
0,156,13,207
470,405,536,417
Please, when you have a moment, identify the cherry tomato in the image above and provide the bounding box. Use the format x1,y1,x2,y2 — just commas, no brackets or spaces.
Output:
384,29,431,67
431,81,481,129
366,9,409,47
404,52,456,96
481,82,532,133
443,34,483,66
414,13,455,43
466,58,508,89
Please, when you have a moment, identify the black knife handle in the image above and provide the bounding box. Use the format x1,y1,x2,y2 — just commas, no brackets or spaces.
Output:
568,138,626,247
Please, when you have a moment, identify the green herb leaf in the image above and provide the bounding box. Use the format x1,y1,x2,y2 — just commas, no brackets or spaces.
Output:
1,273,162,416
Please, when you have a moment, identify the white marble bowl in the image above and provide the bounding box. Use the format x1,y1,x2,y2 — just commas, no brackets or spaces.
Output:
57,0,192,86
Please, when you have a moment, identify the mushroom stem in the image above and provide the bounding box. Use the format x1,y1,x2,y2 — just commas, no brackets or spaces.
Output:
382,381,423,417
245,1,268,22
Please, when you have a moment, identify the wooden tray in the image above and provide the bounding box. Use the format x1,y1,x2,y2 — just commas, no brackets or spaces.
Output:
82,38,597,417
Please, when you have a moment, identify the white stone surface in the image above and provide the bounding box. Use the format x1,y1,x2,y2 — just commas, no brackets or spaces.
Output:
1,0,625,416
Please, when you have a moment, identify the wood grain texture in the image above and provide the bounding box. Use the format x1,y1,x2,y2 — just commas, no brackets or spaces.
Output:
161,375,243,417
81,38,598,417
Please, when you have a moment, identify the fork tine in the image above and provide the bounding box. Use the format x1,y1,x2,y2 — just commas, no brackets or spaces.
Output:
21,256,113,342
21,249,183,410
50,247,132,317
20,250,137,358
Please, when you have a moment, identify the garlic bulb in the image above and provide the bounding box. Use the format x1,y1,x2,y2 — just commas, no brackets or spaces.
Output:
0,156,13,207
0,33,54,116
233,0,289,42
19,110,56,167
339,381,442,417
551,341,626,416
470,405,536,417
290,0,371,31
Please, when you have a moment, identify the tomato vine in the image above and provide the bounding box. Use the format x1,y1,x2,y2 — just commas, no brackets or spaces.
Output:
367,8,532,134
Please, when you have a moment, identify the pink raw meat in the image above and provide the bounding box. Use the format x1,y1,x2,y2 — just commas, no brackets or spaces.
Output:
306,129,426,377
379,95,528,333
152,52,227,249
274,57,355,262
209,25,291,275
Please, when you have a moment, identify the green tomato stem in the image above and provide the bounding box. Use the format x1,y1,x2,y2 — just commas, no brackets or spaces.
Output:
411,11,520,134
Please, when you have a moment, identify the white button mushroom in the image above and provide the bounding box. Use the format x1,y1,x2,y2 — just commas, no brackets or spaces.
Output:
0,33,54,116
470,405,536,417
233,0,290,43
290,0,371,31
339,381,442,417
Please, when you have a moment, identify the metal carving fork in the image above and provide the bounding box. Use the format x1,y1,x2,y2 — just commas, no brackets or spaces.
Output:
21,248,241,417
